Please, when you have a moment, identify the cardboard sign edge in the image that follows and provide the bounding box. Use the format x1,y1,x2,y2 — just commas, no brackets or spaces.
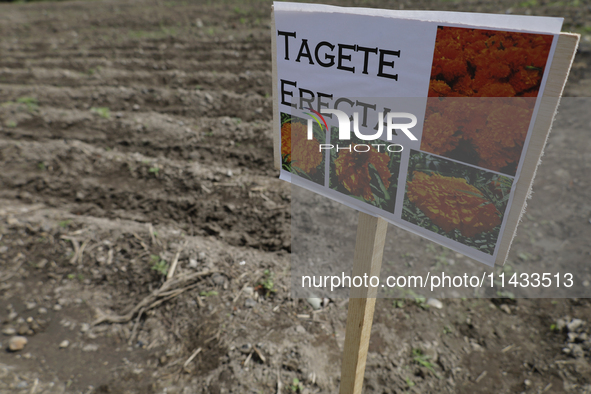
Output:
271,6,281,170
494,32,580,266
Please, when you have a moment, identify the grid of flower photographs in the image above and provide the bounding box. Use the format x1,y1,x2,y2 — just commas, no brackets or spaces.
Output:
329,128,401,213
403,150,513,255
281,112,325,185
402,25,552,255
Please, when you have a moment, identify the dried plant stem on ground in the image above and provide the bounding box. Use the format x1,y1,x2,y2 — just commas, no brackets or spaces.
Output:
92,270,217,326
167,240,188,281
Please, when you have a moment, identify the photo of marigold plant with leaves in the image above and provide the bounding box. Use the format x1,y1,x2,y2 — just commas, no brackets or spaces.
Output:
403,151,513,255
329,129,401,213
422,26,552,176
281,112,325,185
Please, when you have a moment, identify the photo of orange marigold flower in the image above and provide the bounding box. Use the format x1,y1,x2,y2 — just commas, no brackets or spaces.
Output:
281,122,292,158
470,101,532,170
334,145,391,202
403,151,513,255
429,26,552,98
328,128,401,213
280,113,325,185
420,96,536,175
281,121,322,172
422,26,551,175
406,171,501,238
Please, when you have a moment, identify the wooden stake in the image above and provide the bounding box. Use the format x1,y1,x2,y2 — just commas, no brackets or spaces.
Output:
339,212,388,394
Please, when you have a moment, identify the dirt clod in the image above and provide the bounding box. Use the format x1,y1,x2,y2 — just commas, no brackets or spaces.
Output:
8,336,28,352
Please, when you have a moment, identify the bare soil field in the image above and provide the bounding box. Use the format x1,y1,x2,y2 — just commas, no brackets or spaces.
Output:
0,0,590,393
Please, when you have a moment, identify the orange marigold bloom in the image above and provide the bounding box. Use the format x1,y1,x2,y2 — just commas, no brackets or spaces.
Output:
510,68,542,94
335,146,391,202
407,172,501,237
475,83,516,98
453,75,475,96
281,122,322,173
281,122,292,157
431,36,467,81
470,102,532,170
429,27,552,98
429,80,453,97
420,112,460,156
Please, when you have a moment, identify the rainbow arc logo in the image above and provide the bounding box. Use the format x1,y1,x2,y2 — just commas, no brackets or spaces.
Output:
303,107,328,139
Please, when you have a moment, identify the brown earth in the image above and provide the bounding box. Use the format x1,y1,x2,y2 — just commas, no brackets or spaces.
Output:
0,0,590,393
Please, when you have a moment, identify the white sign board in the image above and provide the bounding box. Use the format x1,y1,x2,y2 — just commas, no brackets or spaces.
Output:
272,2,574,266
